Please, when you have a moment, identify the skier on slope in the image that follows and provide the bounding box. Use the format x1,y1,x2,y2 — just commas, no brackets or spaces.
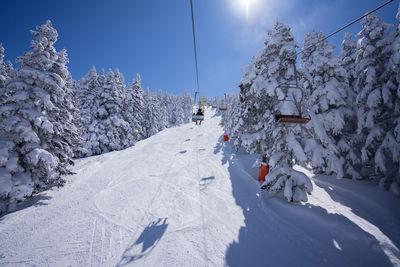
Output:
195,108,203,125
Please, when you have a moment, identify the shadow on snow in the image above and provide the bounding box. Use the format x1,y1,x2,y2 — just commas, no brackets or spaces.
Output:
199,176,215,191
1,193,52,220
312,175,400,249
219,140,394,267
117,218,168,266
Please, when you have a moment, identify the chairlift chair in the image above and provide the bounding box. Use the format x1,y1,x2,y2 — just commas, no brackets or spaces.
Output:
274,63,310,124
192,114,204,122
192,103,204,122
274,114,310,124
219,93,228,111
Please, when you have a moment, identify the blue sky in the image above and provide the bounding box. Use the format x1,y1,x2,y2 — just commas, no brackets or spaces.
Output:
0,0,398,97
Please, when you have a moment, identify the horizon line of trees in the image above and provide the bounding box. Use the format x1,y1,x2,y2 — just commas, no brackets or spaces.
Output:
0,20,193,215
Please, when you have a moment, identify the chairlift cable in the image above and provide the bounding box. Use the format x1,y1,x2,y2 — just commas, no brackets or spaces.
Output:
190,0,200,98
189,0,205,124
297,0,394,56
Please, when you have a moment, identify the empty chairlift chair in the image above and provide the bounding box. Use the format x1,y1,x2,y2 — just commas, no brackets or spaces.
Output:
274,114,310,124
219,93,228,111
273,62,310,124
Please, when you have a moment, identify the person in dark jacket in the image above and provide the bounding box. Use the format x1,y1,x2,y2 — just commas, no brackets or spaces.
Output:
195,108,203,125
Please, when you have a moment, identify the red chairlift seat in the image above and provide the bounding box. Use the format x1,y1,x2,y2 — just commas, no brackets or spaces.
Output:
274,114,310,124
212,105,217,108
219,107,227,111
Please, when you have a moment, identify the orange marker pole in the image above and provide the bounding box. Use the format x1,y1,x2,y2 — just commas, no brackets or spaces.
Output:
258,163,269,182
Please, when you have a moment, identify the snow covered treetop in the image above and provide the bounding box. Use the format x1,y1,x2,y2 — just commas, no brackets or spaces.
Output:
35,20,58,44
358,15,392,41
266,20,298,63
86,66,97,79
301,30,334,61
240,20,298,90
341,33,356,51
0,43,4,63
133,73,141,88
16,20,58,71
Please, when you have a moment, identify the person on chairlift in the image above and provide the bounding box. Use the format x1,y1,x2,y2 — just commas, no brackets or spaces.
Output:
195,108,203,125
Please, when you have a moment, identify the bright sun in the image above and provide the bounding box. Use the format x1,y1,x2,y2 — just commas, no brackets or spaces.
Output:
230,0,259,21
239,0,255,21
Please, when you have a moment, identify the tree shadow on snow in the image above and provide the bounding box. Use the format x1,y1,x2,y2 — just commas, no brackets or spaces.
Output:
0,194,52,220
313,175,400,249
117,218,168,266
213,136,229,166
220,142,394,267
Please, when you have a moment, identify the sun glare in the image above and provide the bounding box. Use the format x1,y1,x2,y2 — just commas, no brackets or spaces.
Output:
236,0,257,21
229,0,261,22
241,0,249,20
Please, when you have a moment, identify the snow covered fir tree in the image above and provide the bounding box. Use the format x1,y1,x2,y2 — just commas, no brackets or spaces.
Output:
0,43,13,90
227,20,313,202
354,14,400,193
300,30,348,180
124,73,146,143
0,20,80,214
0,20,193,215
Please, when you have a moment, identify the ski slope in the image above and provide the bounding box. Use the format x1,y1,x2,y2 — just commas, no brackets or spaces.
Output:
1,108,400,267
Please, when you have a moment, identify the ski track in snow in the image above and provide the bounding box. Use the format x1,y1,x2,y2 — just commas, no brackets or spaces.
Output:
1,108,400,266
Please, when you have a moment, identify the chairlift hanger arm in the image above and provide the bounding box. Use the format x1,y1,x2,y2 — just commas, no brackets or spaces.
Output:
190,0,201,94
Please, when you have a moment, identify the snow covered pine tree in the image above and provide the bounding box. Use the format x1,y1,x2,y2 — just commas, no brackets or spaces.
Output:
300,30,349,180
0,43,13,89
338,32,363,179
221,94,241,149
238,20,313,202
76,66,101,157
143,88,160,138
388,4,400,195
0,20,80,214
181,91,194,123
123,73,145,144
355,14,400,193
96,69,130,153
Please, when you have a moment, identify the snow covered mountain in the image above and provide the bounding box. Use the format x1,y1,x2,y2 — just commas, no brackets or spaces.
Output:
0,108,399,266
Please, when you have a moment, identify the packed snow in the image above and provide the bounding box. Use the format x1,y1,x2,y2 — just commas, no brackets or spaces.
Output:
0,108,399,266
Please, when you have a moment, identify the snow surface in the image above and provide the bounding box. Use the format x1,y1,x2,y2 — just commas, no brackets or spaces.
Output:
0,108,400,266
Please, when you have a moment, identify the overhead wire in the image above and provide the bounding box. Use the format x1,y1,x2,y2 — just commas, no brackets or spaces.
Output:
297,0,394,56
